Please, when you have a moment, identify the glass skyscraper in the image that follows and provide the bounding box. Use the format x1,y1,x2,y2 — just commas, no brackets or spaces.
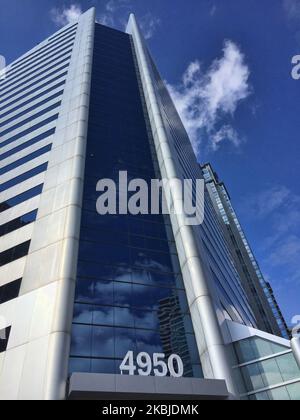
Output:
0,8,299,400
201,163,290,339
69,23,202,380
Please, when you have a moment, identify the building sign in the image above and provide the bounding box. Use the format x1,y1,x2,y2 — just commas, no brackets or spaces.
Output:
120,351,184,378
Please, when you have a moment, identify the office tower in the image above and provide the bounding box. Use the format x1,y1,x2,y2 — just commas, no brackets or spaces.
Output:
201,163,290,339
0,8,299,400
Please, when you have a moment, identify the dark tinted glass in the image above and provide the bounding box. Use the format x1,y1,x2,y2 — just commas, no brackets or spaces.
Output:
0,129,54,161
0,326,11,353
11,24,76,68
0,241,30,267
0,54,71,99
0,163,48,192
0,82,65,120
69,24,202,378
0,73,67,113
0,210,38,237
0,145,52,175
0,102,61,137
48,24,77,42
0,116,58,149
3,39,74,87
0,279,22,304
0,184,43,213
0,92,63,128
0,64,68,106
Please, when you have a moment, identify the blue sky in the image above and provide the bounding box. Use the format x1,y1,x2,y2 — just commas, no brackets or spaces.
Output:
0,0,299,325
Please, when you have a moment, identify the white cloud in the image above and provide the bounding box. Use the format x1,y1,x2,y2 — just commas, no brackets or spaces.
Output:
210,5,217,17
211,125,243,151
283,0,300,21
50,2,161,39
268,235,300,267
50,4,83,27
139,14,161,40
96,1,161,38
283,0,300,44
247,186,292,219
97,0,132,27
241,185,300,276
97,13,115,27
166,40,251,155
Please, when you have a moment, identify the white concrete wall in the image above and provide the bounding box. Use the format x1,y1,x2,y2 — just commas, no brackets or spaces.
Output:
0,8,95,400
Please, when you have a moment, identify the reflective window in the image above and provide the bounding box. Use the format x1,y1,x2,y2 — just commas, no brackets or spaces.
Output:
48,24,77,43
10,24,76,69
2,40,74,88
0,81,65,120
0,145,52,175
0,240,30,267
0,72,67,113
0,115,58,149
236,337,300,398
0,129,54,161
0,209,37,237
0,184,43,213
0,91,63,128
0,279,22,304
268,386,290,400
251,382,300,400
286,383,300,400
0,65,68,106
0,163,48,192
0,326,11,353
0,102,61,137
1,54,71,99
69,24,202,379
234,337,289,365
260,358,284,387
249,392,270,401
276,353,300,382
70,324,92,358
241,363,265,392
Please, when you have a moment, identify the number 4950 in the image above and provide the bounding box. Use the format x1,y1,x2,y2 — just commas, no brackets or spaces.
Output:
119,351,184,378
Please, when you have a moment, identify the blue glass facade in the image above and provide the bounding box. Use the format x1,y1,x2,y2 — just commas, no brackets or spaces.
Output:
69,24,202,378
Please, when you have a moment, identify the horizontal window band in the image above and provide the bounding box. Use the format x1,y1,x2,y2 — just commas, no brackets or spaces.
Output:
1,42,73,93
0,209,38,237
0,240,31,267
0,102,61,137
0,53,71,99
0,184,44,213
0,162,48,193
3,36,75,83
0,114,59,150
0,326,11,353
0,128,55,161
0,70,68,112
0,101,61,138
0,82,65,121
0,279,22,305
48,24,77,43
0,144,52,176
0,91,64,128
10,24,76,69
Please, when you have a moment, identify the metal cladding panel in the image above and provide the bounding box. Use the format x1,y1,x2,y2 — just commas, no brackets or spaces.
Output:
68,373,229,400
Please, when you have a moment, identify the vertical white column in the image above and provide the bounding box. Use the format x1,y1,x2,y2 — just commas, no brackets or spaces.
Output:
0,8,95,400
127,14,238,398
291,337,300,369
